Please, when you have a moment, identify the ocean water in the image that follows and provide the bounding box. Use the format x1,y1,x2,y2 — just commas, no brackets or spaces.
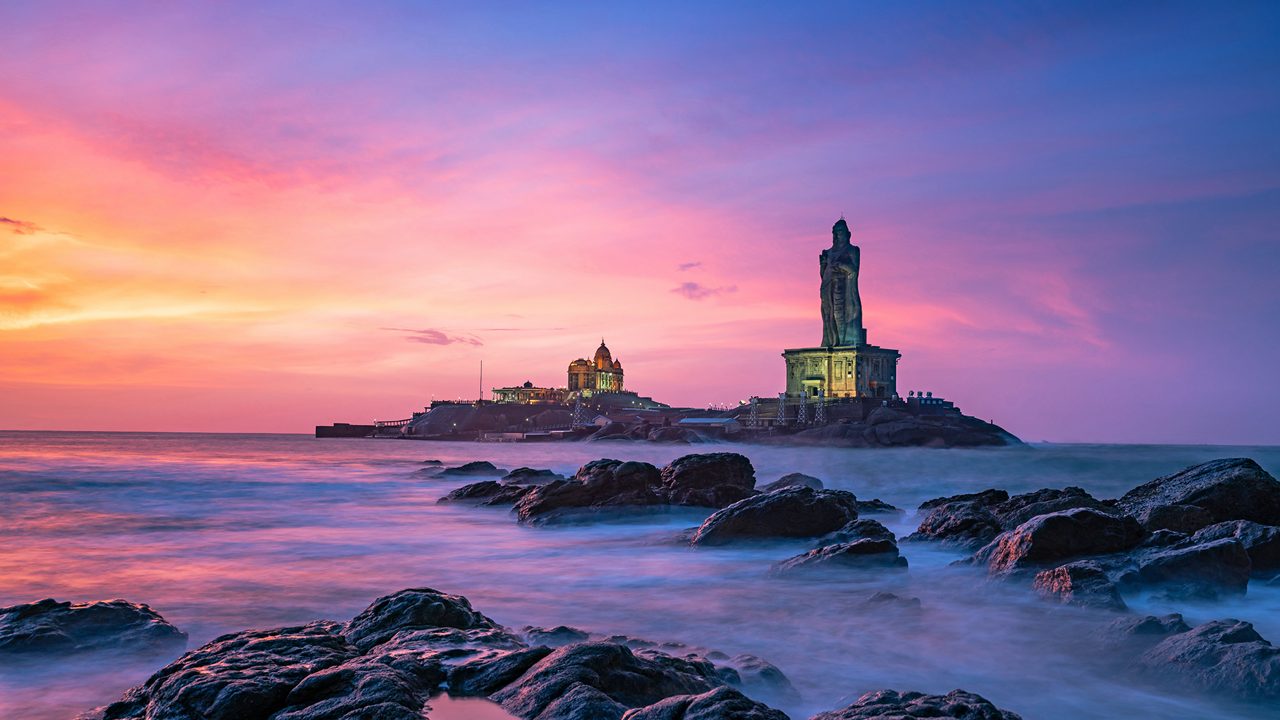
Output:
1,431,1278,719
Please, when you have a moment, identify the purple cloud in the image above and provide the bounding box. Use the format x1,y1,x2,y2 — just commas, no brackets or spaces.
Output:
382,327,482,346
1,216,39,234
677,261,703,271
671,282,738,300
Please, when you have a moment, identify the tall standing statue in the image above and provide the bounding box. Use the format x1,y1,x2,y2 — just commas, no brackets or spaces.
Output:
820,217,865,347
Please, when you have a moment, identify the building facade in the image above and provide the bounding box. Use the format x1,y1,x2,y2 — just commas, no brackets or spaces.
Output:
783,218,900,400
567,340,624,395
490,381,568,405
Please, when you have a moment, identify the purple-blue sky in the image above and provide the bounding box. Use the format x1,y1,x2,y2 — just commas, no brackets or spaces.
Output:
1,1,1278,443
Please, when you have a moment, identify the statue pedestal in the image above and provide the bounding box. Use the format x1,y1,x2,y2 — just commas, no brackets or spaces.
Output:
782,343,900,400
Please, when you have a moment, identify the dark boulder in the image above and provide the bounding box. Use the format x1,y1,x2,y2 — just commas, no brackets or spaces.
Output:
620,686,788,720
437,461,508,478
855,498,901,516
811,688,1023,719
906,501,1003,549
1138,619,1280,700
1098,614,1192,650
588,422,632,441
0,598,187,658
100,622,358,720
1187,520,1280,574
992,486,1109,528
659,453,757,508
648,426,701,444
861,592,924,617
514,459,664,524
489,642,721,720
918,489,1008,511
271,653,445,720
690,487,860,546
1032,561,1126,611
772,539,907,574
437,480,506,503
760,473,824,492
816,519,895,547
344,588,498,651
971,508,1146,576
1117,458,1280,532
502,467,566,485
1118,537,1251,598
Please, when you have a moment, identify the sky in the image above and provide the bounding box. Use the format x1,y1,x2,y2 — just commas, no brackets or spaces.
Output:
1,1,1278,444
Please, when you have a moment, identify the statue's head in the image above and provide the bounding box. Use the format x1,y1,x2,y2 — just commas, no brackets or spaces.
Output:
832,217,851,245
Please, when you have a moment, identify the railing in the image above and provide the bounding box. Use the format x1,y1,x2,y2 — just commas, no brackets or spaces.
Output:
373,418,413,429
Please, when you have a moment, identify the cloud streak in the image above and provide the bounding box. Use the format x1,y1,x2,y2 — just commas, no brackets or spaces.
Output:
671,282,739,301
382,327,483,346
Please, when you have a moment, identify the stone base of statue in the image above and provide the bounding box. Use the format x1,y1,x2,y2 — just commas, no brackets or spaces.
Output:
782,342,900,400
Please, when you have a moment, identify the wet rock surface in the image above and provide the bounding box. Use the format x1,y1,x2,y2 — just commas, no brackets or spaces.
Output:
772,538,907,574
690,487,860,546
1032,561,1127,611
811,689,1023,719
437,460,509,477
501,467,566,485
1187,520,1280,574
620,686,789,720
906,500,1003,549
1137,619,1280,700
970,508,1146,576
815,519,895,546
514,459,665,524
658,452,757,508
1116,458,1280,532
0,598,187,658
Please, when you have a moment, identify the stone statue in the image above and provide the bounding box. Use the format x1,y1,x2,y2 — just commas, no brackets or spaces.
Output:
819,217,865,347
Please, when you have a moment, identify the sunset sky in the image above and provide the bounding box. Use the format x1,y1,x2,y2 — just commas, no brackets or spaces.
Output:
2,1,1278,443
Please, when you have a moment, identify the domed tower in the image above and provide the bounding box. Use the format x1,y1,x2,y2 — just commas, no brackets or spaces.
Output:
567,358,592,392
593,340,613,370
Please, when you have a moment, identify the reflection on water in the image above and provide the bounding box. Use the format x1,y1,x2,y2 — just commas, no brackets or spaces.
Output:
1,432,1278,719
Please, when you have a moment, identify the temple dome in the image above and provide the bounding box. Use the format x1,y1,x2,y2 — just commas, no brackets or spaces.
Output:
594,340,613,369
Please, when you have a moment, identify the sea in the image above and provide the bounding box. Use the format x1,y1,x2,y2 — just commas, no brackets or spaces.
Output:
1,431,1278,719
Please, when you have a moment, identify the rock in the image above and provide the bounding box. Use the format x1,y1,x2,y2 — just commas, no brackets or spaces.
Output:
811,688,1023,719
588,422,632,441
1187,520,1280,574
971,508,1146,576
514,459,664,524
521,626,591,647
861,592,923,616
0,598,187,658
647,427,701,444
918,489,1008,511
816,519,896,547
659,453,757,508
690,487,860,546
344,588,499,651
1032,561,1126,611
1117,458,1280,532
715,654,798,704
1138,619,1280,700
437,461,508,478
906,501,1003,549
271,653,445,720
855,498,901,516
772,539,907,574
1118,537,1251,598
502,467,566,485
421,459,443,465
100,621,358,720
760,473,824,492
621,686,788,720
1098,614,1192,649
489,642,721,720
437,480,507,503
482,485,537,507
991,486,1109,528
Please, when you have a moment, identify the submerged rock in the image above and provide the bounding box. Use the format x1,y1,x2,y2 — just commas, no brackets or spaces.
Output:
0,598,187,657
991,486,1109,528
1117,537,1252,598
437,461,508,478
1116,458,1280,532
918,489,1008,511
1032,561,1126,611
1138,619,1280,700
812,688,1022,719
659,453,757,508
502,467,566,485
855,498,901,516
760,473,824,492
521,625,591,647
621,686,788,720
690,487,860,546
772,539,907,574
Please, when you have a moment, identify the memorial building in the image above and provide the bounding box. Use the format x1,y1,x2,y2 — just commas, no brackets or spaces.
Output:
782,218,900,399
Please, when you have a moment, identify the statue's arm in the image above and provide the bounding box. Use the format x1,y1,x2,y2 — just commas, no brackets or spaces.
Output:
819,249,829,277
